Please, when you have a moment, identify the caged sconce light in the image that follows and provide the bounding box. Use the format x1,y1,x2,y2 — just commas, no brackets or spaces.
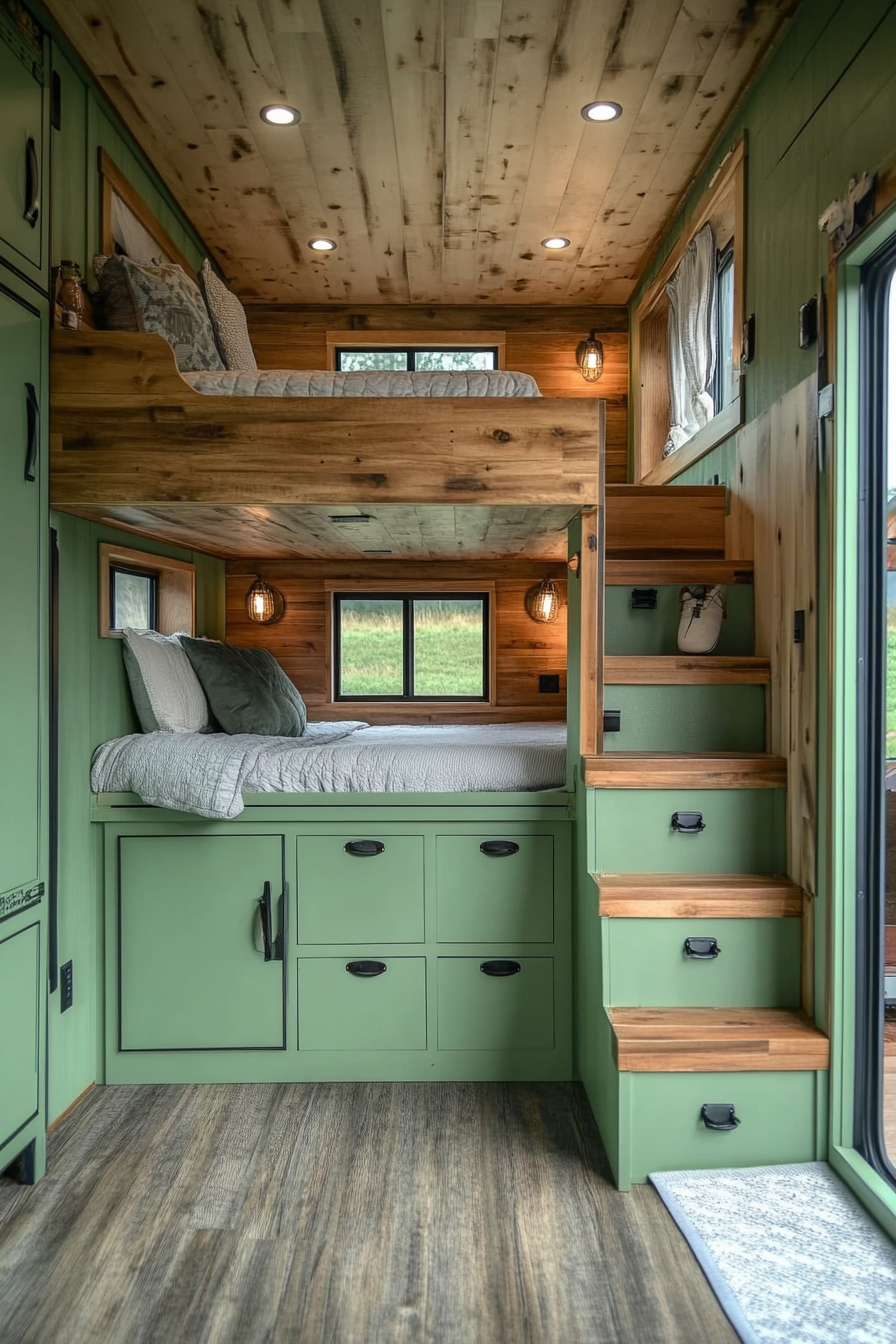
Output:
525,577,562,624
575,330,604,383
245,576,286,625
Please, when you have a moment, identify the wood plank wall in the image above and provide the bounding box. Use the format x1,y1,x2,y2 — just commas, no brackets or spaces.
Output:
225,559,568,724
245,306,629,484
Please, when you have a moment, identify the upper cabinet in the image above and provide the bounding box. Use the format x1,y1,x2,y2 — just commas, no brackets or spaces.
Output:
0,8,48,291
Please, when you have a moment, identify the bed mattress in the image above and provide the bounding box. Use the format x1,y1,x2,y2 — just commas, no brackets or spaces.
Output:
181,369,541,397
91,721,568,819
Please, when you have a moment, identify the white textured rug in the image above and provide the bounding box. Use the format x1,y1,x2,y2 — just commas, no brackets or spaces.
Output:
650,1163,896,1344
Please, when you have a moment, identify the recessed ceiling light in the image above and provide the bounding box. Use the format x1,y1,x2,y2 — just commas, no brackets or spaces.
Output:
309,237,337,252
541,237,571,250
581,101,622,122
260,104,301,126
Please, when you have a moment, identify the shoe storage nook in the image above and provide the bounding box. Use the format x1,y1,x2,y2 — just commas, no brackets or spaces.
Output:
583,485,828,1189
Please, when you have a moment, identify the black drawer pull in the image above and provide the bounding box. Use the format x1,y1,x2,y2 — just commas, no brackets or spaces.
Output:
24,382,39,482
258,881,273,962
346,960,387,977
480,959,521,977
671,810,705,834
344,840,385,857
684,936,720,960
24,136,40,228
479,840,520,858
700,1103,740,1132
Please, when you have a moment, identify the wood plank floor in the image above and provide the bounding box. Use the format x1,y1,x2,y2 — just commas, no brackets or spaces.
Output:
0,1083,737,1344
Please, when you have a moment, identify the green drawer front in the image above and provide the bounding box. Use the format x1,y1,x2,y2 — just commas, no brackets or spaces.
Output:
607,918,801,1008
437,957,554,1051
297,835,424,944
297,957,426,1050
0,922,40,1145
605,686,766,754
591,789,785,874
436,835,553,943
626,1071,818,1184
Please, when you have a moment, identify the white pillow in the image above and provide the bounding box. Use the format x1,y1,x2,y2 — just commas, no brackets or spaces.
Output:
121,628,210,733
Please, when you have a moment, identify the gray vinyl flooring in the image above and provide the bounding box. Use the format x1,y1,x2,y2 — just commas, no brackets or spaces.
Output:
0,1083,737,1344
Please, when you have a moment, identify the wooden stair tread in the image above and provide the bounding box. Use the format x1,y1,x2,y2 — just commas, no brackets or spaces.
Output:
583,752,787,789
605,485,727,560
593,872,805,918
604,655,770,685
608,1007,829,1072
606,561,754,586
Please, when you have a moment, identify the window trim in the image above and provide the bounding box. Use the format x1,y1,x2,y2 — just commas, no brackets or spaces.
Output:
325,329,506,371
108,562,159,633
632,139,746,485
98,543,195,639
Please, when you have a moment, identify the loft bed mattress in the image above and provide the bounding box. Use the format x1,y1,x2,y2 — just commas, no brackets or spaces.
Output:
91,721,567,820
181,369,541,397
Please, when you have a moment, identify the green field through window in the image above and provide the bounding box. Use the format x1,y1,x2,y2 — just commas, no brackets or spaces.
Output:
337,596,486,699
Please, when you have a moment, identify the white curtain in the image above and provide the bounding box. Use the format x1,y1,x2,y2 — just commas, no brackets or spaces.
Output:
664,222,717,456
111,191,171,265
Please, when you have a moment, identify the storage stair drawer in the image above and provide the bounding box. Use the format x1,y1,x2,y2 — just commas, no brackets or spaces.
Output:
297,835,424,943
606,918,801,1008
625,1070,819,1185
437,956,554,1051
604,686,766,754
591,789,785,874
297,956,426,1051
436,835,553,943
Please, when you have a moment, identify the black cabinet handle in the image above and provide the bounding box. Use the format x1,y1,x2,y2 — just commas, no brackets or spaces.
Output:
24,136,40,228
24,383,39,482
258,880,274,961
700,1103,740,1132
671,810,705,834
684,936,721,960
479,840,520,858
346,960,387,977
480,959,521,977
344,839,385,857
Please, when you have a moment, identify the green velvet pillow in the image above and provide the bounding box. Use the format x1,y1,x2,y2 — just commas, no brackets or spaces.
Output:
179,639,307,737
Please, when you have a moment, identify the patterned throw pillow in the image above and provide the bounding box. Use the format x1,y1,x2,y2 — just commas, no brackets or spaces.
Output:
199,259,257,371
93,255,224,373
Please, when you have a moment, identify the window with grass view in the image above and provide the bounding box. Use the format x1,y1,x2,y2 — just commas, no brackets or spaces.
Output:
334,594,488,700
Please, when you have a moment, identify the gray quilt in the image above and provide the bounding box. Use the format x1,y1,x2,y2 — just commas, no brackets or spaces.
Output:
182,369,541,397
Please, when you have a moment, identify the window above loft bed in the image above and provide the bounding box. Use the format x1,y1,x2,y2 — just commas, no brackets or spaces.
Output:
326,330,506,372
98,149,195,276
633,140,745,485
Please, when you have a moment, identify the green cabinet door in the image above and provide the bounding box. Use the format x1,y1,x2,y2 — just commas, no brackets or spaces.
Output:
437,957,554,1051
119,835,285,1050
436,834,554,942
0,33,45,281
0,922,40,1146
0,289,43,898
297,835,424,944
297,957,426,1050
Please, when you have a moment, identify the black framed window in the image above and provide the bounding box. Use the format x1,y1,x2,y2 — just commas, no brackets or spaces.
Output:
335,347,498,372
109,563,159,631
333,593,489,701
712,241,735,414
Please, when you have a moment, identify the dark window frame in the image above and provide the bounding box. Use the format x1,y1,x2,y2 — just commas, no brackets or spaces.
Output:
333,591,490,702
109,562,159,632
334,346,499,372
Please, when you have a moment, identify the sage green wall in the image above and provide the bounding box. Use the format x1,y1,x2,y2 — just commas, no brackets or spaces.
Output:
48,513,224,1122
633,0,896,487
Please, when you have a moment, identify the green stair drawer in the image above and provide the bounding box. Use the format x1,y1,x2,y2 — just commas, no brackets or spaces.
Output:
0,922,40,1146
624,1070,819,1185
605,686,766,754
606,918,801,1007
297,835,424,944
437,957,554,1051
297,957,426,1050
436,835,554,943
590,789,785,874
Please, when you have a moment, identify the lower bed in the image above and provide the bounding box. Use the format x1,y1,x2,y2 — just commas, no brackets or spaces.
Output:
91,721,568,819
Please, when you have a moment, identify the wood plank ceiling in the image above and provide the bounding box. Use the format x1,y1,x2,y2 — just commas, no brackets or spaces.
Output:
46,0,796,305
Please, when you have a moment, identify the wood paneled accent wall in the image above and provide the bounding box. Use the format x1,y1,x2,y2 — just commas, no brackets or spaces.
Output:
225,559,568,725
245,306,629,484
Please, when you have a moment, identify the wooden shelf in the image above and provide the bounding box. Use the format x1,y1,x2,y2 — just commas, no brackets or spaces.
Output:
604,655,770,685
605,561,754,586
593,873,805,919
607,1007,829,1072
583,752,787,789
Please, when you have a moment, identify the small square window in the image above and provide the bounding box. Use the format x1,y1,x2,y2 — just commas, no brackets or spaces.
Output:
110,564,159,631
334,593,488,701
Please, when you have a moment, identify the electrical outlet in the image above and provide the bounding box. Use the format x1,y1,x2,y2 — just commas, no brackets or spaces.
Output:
60,960,73,1013
539,674,560,693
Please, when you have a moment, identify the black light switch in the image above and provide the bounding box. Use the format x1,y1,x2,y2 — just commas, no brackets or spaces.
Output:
539,674,560,693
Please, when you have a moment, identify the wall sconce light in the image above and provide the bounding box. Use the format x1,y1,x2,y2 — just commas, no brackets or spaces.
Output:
575,331,604,383
525,577,562,624
245,576,285,625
